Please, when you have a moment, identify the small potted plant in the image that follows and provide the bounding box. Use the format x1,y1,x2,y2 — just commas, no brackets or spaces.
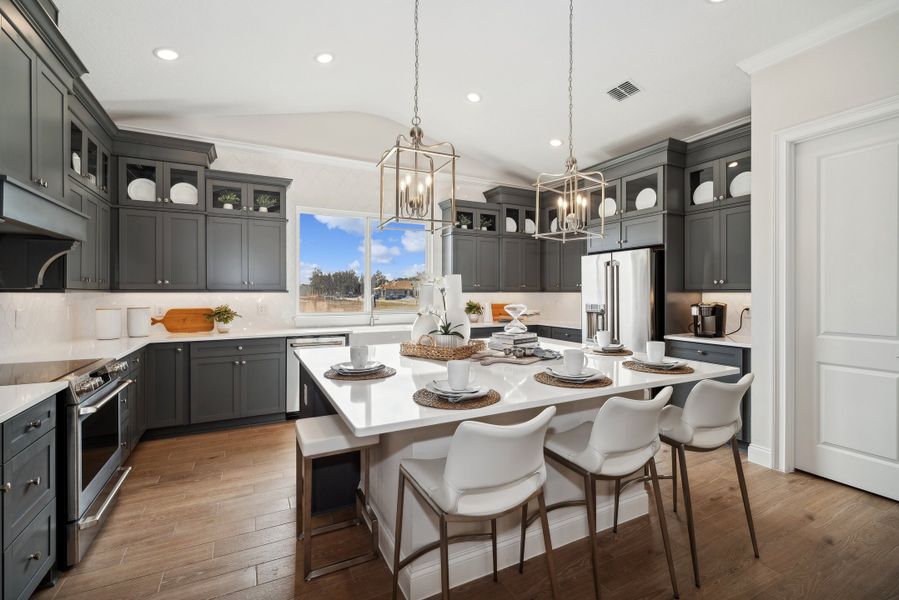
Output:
430,318,464,348
207,305,241,333
479,215,492,231
458,214,472,230
217,191,240,210
255,193,279,213
465,300,483,323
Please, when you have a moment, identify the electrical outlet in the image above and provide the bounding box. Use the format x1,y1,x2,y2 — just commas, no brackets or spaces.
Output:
15,307,24,329
155,305,164,316
257,303,268,316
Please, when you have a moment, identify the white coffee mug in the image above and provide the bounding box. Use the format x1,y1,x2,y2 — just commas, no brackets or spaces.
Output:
593,329,611,348
447,360,471,391
350,346,369,369
563,349,587,375
646,341,665,363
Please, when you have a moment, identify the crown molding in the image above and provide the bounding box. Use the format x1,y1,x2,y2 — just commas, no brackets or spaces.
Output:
682,116,751,143
117,125,511,188
737,0,899,75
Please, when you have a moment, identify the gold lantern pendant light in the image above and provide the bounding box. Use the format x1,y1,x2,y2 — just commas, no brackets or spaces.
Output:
533,0,605,243
377,0,459,233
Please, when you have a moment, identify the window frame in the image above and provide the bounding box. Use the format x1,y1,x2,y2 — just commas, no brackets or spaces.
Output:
296,207,431,320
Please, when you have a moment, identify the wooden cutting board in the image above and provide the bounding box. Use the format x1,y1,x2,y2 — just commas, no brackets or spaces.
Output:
150,308,214,333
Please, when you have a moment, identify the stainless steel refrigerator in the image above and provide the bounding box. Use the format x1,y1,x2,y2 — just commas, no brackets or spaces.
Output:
581,248,663,350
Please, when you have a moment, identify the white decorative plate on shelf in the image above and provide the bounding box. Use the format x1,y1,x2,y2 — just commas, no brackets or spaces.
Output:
127,178,156,202
71,152,81,173
505,216,518,233
599,197,617,218
550,217,558,232
693,181,714,205
635,188,657,210
729,171,751,198
170,182,198,205
524,218,536,234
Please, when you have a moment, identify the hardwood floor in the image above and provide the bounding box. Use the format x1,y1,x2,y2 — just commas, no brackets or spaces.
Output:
34,422,899,600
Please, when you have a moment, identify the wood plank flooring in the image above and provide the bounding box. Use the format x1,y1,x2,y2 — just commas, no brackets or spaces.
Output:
34,422,899,600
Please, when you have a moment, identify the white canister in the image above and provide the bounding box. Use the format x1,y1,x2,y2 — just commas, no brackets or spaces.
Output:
443,274,463,307
95,308,122,340
127,307,151,338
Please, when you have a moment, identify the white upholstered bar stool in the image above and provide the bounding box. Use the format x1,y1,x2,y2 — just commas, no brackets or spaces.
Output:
295,415,379,581
391,407,559,600
536,387,679,600
656,373,758,588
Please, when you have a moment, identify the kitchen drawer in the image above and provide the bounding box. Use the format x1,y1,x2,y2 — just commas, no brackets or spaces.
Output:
470,326,504,339
2,430,55,547
3,396,56,462
191,337,286,359
121,422,132,463
666,340,743,368
550,327,583,343
4,500,55,600
124,350,145,375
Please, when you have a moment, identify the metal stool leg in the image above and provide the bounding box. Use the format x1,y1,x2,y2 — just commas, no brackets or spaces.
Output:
677,445,701,587
583,473,602,600
648,458,680,599
612,478,621,533
671,445,678,513
518,504,527,573
731,438,760,558
302,455,314,581
296,441,303,540
439,516,450,599
491,519,498,582
391,472,406,600
537,492,560,600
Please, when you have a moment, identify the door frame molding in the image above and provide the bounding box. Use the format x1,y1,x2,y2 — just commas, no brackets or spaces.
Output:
769,94,899,472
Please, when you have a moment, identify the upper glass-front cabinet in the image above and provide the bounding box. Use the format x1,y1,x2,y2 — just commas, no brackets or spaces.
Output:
685,150,752,212
453,206,498,233
119,158,161,205
119,158,204,210
164,163,204,210
501,206,537,235
206,179,246,214
622,167,663,217
69,118,110,198
589,179,620,224
249,184,283,217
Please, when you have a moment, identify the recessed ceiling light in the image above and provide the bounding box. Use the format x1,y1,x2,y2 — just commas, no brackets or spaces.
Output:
549,139,563,148
314,53,334,64
153,47,179,61
466,92,481,103
707,0,726,3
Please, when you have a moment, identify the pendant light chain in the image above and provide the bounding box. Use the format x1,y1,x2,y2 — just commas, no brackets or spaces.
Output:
567,0,574,163
412,0,421,127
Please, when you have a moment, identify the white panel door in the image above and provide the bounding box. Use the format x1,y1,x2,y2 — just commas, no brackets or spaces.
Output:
794,115,899,500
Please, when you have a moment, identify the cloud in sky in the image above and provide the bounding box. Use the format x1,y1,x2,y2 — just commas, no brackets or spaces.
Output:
299,261,318,284
368,241,401,264
401,230,426,252
401,263,426,278
347,260,361,272
313,215,365,236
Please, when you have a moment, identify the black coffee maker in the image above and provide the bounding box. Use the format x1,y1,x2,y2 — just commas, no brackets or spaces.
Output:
691,303,727,337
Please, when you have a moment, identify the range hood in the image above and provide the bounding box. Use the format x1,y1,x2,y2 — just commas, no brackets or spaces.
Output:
0,175,88,290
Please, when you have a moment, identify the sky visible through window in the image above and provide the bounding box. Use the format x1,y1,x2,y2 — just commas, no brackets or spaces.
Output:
298,214,426,313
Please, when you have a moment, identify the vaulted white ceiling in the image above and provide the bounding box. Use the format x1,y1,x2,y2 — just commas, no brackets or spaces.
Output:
58,0,872,183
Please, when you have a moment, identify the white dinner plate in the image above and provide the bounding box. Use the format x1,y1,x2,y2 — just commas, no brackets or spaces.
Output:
332,361,384,374
632,358,686,370
692,181,714,205
430,379,479,395
71,152,81,173
127,178,156,202
599,197,617,218
634,188,657,210
170,182,198,205
546,366,603,381
505,217,518,233
524,218,536,234
426,383,487,403
729,171,751,198
550,217,558,232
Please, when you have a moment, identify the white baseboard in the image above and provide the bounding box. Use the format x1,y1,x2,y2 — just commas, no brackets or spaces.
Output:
748,443,773,468
375,491,649,600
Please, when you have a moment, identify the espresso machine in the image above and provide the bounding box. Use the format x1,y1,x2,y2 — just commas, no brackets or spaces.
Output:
691,302,727,337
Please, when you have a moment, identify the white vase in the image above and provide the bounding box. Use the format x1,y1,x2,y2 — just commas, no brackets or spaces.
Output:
467,313,481,323
95,308,122,340
217,322,232,333
411,311,439,344
126,307,150,337
444,274,463,308
445,307,471,343
433,334,462,348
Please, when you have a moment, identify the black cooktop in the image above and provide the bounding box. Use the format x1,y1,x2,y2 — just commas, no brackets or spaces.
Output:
0,359,101,386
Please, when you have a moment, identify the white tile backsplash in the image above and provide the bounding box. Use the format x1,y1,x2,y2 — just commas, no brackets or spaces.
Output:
460,292,582,325
699,291,752,334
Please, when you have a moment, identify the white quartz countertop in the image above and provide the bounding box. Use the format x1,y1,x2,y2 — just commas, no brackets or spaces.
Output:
0,381,67,424
664,332,751,349
469,320,581,329
296,340,740,437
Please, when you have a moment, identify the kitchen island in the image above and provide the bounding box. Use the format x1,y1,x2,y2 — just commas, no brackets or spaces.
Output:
296,340,740,599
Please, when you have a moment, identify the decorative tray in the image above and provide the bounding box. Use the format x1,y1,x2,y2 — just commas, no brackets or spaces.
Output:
400,339,486,361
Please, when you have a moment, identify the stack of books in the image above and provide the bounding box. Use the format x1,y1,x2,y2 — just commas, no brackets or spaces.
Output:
488,331,539,352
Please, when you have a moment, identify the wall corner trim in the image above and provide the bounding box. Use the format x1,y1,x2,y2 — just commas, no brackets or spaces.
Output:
737,0,899,75
748,444,774,469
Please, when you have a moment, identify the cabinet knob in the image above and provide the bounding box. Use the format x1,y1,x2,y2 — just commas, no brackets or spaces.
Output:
242,281,248,286
27,476,41,487
237,345,243,350
249,281,254,286
720,279,725,284
28,552,42,561
233,360,240,366
27,419,42,430
156,280,162,285
156,197,163,203
241,360,247,365
121,441,128,448
176,347,183,353
0,482,11,493
164,197,171,203
697,350,706,355
42,179,49,188
164,280,170,284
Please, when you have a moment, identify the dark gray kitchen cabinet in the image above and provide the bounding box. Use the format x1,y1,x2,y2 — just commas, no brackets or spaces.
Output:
560,240,585,291
248,218,286,290
34,62,67,202
68,115,112,199
118,158,204,211
241,352,286,417
206,216,286,291
684,204,750,291
78,193,98,285
190,357,240,424
126,352,146,448
97,201,110,288
0,15,35,187
65,181,111,290
541,241,561,291
586,223,621,254
476,236,500,292
441,233,499,292
620,214,664,249
117,209,205,290
501,237,540,291
145,343,189,429
685,151,751,213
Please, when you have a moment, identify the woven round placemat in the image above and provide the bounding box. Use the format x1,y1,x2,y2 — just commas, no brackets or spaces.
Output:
622,361,694,375
534,371,613,389
590,348,633,357
412,388,501,410
324,367,397,381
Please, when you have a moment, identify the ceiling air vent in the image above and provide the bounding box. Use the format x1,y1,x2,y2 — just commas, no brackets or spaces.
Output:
607,80,641,102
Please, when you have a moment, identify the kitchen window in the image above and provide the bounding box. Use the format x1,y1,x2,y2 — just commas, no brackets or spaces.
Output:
298,211,428,316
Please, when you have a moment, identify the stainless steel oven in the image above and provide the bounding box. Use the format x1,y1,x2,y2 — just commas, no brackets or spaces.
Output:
62,362,133,567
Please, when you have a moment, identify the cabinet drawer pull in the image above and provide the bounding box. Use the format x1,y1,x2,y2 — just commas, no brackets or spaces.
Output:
241,360,247,365
26,419,43,430
156,197,162,203
163,280,170,285
233,360,240,366
176,347,183,353
1,482,11,493
697,350,706,355
156,280,163,285
28,552,42,561
27,476,41,487
121,441,128,448
237,345,243,351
